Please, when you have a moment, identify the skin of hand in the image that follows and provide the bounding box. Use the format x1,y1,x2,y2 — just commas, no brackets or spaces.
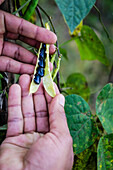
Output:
0,10,57,74
0,0,5,5
0,74,74,170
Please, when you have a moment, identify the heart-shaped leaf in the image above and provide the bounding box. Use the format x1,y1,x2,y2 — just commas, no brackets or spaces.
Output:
75,25,109,65
55,0,96,33
65,73,90,101
96,83,113,134
65,94,99,154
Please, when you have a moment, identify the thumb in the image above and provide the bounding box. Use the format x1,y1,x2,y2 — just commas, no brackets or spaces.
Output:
49,94,69,136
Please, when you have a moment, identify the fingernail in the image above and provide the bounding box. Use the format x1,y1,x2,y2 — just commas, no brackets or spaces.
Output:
59,94,65,107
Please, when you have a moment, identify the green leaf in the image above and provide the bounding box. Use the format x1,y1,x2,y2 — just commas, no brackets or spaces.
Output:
69,21,83,37
19,0,30,14
73,141,97,170
0,74,3,91
65,94,99,154
15,74,20,83
65,73,90,101
75,25,109,65
0,74,3,79
97,134,113,170
55,0,96,33
59,47,68,60
13,0,31,15
96,83,113,134
23,0,39,20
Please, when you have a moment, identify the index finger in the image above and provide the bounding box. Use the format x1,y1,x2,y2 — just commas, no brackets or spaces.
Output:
0,10,57,44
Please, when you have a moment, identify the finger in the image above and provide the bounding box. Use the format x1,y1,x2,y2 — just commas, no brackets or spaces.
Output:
0,11,5,54
0,56,34,74
0,56,53,74
19,75,36,133
49,94,70,137
0,0,5,5
7,84,23,137
5,32,56,54
2,41,37,65
45,83,60,109
5,33,56,54
1,10,57,44
19,37,56,54
0,34,3,56
20,37,56,55
33,82,49,133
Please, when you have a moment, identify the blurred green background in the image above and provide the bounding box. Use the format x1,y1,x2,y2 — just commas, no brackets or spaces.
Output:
36,0,113,111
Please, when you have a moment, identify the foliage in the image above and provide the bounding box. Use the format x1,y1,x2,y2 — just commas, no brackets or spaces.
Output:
59,47,68,60
23,0,39,20
65,73,90,101
73,140,98,170
0,74,3,90
14,0,31,15
97,134,113,169
65,83,113,169
96,83,113,134
1,0,113,169
55,0,96,33
65,94,99,154
75,25,109,65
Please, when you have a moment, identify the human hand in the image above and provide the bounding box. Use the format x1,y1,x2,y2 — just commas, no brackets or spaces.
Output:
0,74,74,170
0,10,57,74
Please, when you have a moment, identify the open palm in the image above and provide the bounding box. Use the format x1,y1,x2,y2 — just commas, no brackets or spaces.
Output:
0,75,73,170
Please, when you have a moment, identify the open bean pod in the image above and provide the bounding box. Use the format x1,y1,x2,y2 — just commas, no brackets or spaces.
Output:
29,23,56,97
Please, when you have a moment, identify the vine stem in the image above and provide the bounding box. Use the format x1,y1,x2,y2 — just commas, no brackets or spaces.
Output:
36,6,44,27
54,61,62,92
12,0,31,15
94,5,113,43
37,5,55,32
93,5,113,84
16,0,23,17
37,4,61,58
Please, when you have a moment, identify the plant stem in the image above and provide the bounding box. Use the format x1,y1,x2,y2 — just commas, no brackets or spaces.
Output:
12,0,31,15
37,4,61,58
94,5,113,43
60,37,77,47
54,61,61,92
16,0,23,16
36,6,44,27
37,4,55,32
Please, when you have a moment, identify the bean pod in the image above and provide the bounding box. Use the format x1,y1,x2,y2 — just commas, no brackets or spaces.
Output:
34,43,46,84
29,23,56,97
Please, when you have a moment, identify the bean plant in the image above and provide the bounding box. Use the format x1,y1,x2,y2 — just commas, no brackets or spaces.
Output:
0,0,113,169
